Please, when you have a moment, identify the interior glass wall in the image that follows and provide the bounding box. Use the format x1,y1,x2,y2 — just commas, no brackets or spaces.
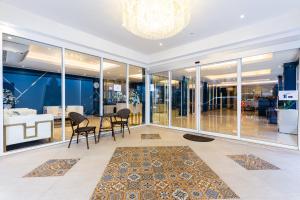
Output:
129,65,145,126
171,67,196,129
200,61,238,135
2,34,62,151
241,50,299,146
65,50,100,139
150,72,169,126
103,59,126,113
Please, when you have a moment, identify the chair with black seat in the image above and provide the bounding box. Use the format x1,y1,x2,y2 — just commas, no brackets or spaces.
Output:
111,108,131,138
68,112,97,149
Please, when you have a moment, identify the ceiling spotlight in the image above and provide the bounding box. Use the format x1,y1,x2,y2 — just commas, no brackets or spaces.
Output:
159,42,163,46
7,36,12,40
240,14,245,19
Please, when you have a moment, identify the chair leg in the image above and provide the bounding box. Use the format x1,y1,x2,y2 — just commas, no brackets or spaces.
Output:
68,133,74,148
77,132,79,143
126,123,130,134
111,125,116,141
93,129,97,144
122,124,125,138
86,132,89,149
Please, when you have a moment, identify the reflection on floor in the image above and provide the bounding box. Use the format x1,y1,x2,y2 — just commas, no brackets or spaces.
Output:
153,109,297,146
2,126,300,200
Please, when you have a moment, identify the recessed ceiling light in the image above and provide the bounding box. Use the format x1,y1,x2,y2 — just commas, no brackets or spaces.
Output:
159,42,163,46
240,14,245,19
7,36,12,40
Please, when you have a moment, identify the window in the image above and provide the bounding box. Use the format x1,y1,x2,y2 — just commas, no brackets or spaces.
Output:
150,72,169,126
2,34,62,151
241,50,299,146
65,49,101,139
103,59,126,113
129,65,145,125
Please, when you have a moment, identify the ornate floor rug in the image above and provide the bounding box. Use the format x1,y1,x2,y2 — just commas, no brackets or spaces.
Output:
24,159,79,177
91,146,238,200
228,154,279,170
141,134,161,139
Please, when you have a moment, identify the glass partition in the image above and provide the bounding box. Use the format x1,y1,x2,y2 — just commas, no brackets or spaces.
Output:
103,59,127,113
241,50,299,146
150,72,169,126
2,34,62,151
129,65,145,126
171,67,196,129
65,50,100,139
200,60,238,135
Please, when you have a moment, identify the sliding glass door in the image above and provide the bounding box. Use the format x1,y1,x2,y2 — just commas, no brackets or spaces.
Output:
171,67,196,129
200,61,238,135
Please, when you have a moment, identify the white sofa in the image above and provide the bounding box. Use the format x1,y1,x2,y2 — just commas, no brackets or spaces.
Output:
4,108,54,151
43,105,84,118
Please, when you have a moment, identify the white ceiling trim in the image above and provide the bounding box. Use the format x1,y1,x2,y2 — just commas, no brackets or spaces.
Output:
148,11,300,66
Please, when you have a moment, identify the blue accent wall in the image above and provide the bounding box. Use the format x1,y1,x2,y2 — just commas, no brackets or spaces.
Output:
3,67,99,115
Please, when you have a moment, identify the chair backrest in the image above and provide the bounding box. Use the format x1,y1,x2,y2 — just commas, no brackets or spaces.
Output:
117,108,130,119
69,112,86,126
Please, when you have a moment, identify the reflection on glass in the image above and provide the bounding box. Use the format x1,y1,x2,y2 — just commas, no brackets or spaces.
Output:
150,72,169,126
129,65,145,126
65,50,100,139
241,51,299,146
103,59,126,120
2,34,62,151
200,61,238,135
171,67,196,129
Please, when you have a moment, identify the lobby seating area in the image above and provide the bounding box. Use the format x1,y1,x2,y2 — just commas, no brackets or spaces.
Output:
1,0,300,200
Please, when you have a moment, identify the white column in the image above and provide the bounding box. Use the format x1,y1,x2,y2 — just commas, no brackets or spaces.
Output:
168,71,172,127
61,48,66,141
145,71,150,124
126,63,129,108
100,57,104,116
0,32,3,154
196,64,201,131
237,59,242,138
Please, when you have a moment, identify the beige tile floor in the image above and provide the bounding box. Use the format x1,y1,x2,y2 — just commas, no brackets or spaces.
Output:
1,126,300,199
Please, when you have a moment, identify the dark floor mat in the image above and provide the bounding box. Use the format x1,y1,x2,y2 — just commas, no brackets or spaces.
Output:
183,134,215,142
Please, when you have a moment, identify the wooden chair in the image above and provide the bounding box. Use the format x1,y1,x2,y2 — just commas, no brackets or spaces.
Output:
68,112,96,149
111,108,131,138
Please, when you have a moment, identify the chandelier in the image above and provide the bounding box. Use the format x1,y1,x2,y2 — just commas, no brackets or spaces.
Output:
121,0,191,40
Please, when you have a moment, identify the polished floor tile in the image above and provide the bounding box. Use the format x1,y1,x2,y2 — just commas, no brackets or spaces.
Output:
1,125,300,200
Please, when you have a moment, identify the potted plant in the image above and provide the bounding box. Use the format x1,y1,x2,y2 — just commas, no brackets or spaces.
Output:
3,89,16,109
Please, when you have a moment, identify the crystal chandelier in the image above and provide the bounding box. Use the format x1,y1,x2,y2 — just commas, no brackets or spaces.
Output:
121,0,191,40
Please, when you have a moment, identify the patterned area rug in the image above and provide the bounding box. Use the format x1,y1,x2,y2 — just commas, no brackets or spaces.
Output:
91,146,238,199
24,159,79,177
141,134,161,139
228,154,279,170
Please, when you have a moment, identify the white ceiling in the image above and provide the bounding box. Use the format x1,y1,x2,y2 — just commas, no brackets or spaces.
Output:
1,0,300,54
